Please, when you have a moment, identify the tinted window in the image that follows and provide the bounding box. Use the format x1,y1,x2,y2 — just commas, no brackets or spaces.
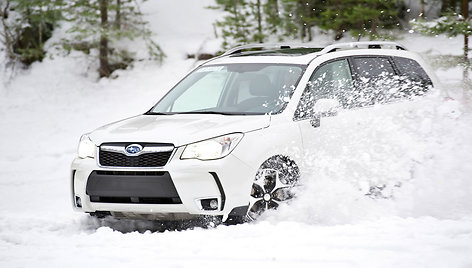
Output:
393,57,432,85
393,57,433,96
353,57,395,78
351,57,400,106
294,59,353,120
351,57,432,106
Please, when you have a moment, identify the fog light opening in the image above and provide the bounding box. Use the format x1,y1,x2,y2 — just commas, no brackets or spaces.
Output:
210,199,218,209
201,198,219,211
75,196,82,208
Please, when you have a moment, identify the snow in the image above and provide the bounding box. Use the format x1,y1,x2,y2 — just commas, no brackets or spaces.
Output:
1,1,472,267
2,217,471,268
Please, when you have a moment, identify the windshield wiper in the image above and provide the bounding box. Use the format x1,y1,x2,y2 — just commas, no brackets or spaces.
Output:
145,111,266,116
144,111,173,115
175,111,264,116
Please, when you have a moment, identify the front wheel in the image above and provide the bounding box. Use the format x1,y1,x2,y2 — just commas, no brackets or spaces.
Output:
247,156,299,221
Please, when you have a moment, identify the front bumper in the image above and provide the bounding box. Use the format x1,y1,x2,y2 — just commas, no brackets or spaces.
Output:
71,147,255,220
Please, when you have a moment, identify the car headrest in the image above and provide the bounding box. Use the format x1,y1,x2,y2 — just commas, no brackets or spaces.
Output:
249,74,274,97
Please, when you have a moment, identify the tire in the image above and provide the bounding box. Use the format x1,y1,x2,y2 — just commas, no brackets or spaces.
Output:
247,155,300,221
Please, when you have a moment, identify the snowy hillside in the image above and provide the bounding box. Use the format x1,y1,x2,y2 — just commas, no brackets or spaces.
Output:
1,1,472,267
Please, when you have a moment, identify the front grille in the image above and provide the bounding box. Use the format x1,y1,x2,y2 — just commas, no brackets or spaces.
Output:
99,143,173,167
86,170,182,204
99,150,172,167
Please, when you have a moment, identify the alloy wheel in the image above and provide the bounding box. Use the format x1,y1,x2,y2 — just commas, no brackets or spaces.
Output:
247,168,297,221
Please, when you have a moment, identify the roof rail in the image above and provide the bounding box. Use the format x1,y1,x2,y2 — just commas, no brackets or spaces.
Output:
221,41,406,57
222,43,318,56
320,41,407,53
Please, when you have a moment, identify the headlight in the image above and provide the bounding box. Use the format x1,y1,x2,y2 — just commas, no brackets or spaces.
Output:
77,134,96,159
181,133,244,160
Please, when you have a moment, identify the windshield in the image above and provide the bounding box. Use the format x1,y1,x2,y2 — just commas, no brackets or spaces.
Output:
148,63,305,115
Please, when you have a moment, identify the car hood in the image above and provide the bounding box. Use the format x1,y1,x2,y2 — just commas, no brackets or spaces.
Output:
89,114,271,146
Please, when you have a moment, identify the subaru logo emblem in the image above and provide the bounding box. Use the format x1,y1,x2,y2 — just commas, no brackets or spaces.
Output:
125,144,143,155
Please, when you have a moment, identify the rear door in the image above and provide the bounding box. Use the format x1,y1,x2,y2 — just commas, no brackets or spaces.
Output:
294,55,423,191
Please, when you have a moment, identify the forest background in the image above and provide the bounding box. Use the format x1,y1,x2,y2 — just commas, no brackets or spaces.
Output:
0,0,471,79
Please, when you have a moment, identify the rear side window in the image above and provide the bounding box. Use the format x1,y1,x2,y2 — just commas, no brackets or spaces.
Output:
392,56,433,88
351,56,432,107
352,57,395,78
351,57,398,107
351,56,432,106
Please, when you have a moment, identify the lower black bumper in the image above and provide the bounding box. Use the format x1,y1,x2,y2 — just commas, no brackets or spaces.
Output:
86,170,182,204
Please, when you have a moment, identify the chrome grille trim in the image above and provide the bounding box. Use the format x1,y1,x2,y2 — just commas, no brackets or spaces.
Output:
97,143,175,168
100,144,174,157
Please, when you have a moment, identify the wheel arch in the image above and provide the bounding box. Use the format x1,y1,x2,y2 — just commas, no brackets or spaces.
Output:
256,154,301,183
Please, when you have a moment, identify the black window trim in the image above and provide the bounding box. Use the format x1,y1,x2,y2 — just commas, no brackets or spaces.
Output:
293,57,352,121
349,55,399,81
389,56,434,87
293,54,434,122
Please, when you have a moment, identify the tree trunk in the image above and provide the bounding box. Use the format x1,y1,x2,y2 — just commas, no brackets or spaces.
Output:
308,25,312,42
305,2,312,41
441,0,458,14
233,4,240,41
370,2,379,36
272,0,279,14
334,29,343,41
99,0,110,78
371,17,378,36
115,0,121,30
256,0,262,43
0,0,16,60
420,0,425,18
301,23,306,41
462,0,469,81
38,2,43,46
298,0,305,41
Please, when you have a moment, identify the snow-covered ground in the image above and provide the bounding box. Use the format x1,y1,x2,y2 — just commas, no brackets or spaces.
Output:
1,1,472,267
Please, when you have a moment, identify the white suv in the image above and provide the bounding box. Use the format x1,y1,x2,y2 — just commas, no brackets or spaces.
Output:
71,41,439,223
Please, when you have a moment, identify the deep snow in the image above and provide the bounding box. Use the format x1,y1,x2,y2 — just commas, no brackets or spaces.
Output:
1,1,472,267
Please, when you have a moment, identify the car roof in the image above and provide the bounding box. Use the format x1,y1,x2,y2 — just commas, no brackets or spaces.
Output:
204,41,414,66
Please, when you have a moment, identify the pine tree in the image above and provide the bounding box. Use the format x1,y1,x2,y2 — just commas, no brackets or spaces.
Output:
210,0,252,49
0,0,16,61
263,0,282,37
249,0,265,43
412,0,471,80
279,0,303,40
318,0,401,40
280,0,324,41
441,0,460,13
273,0,401,42
62,0,164,77
0,0,62,65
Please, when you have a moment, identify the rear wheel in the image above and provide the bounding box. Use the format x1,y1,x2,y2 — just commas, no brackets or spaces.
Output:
247,156,299,221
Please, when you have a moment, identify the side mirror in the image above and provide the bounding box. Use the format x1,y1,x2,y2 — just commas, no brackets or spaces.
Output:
313,98,341,117
310,99,341,128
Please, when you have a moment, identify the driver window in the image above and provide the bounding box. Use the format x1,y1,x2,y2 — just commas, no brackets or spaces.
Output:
294,59,353,120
